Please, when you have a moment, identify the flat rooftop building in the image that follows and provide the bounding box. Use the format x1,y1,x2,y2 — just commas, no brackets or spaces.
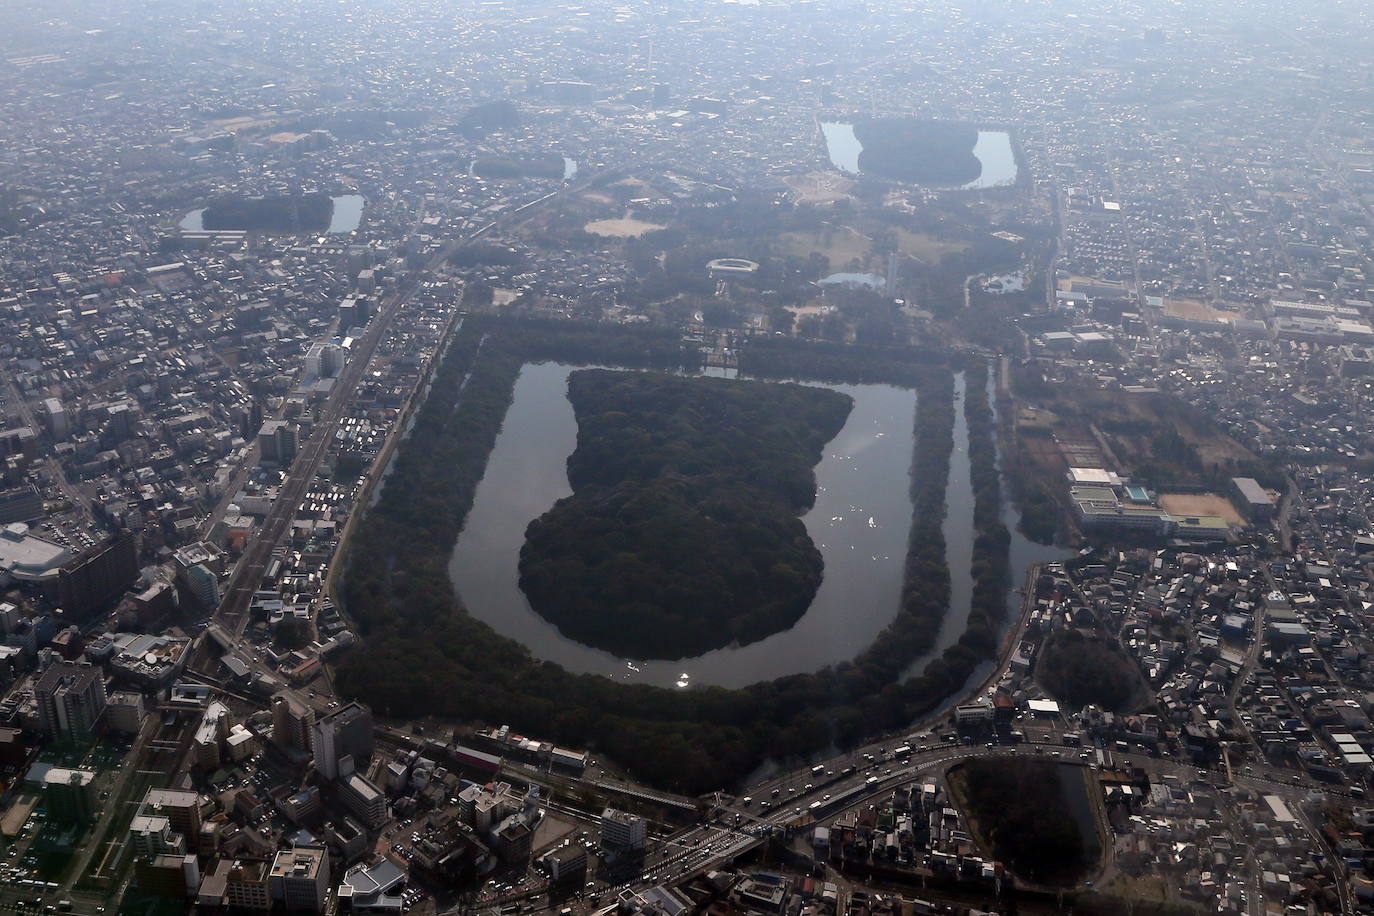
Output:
1231,477,1277,521
0,523,69,585
269,845,331,912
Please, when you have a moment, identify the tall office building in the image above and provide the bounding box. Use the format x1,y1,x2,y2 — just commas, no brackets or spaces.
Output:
140,788,202,847
0,487,44,525
258,420,298,466
183,563,220,608
599,808,647,852
129,814,182,859
338,773,387,829
35,660,107,740
43,398,68,441
311,701,373,780
57,530,138,618
43,767,97,825
197,858,269,910
303,343,341,381
272,692,315,754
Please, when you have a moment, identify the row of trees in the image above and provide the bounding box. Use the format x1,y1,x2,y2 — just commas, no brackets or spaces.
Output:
959,362,1015,658
335,322,1024,792
518,370,852,659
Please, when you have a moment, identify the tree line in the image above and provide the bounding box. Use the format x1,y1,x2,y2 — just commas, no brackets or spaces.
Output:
958,361,1015,658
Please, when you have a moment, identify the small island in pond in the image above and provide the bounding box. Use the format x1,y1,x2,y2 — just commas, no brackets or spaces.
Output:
518,369,853,660
201,192,334,232
853,118,983,186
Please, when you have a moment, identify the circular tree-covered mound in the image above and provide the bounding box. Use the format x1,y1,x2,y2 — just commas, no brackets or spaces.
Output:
518,369,852,660
1035,628,1149,713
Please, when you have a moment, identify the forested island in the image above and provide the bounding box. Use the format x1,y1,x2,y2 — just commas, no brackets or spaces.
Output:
518,370,852,659
853,118,983,187
950,758,1096,885
201,192,335,232
334,320,1027,791
472,155,565,179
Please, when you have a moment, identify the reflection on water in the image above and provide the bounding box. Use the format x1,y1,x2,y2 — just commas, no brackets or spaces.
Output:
328,194,365,233
964,131,1018,189
820,272,885,290
820,122,862,174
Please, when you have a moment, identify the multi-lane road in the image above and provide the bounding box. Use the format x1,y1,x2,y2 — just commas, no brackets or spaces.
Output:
600,734,1340,912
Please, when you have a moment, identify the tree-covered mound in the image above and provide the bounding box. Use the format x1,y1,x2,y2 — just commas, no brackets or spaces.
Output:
950,758,1096,886
518,370,852,659
472,155,565,179
1035,628,1147,713
853,118,982,187
201,192,334,232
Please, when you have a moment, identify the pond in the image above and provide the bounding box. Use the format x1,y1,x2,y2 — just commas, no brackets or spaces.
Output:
447,362,934,689
328,194,365,233
983,272,1026,294
820,272,885,290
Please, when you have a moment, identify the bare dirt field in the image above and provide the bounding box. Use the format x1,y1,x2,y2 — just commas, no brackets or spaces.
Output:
785,171,856,204
1158,493,1244,525
1164,297,1235,325
584,218,666,237
894,228,970,263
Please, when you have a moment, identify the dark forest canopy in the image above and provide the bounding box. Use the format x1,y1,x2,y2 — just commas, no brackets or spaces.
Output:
518,370,852,659
853,118,982,187
952,758,1094,885
201,192,334,232
458,99,521,136
472,155,565,180
1036,628,1148,713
